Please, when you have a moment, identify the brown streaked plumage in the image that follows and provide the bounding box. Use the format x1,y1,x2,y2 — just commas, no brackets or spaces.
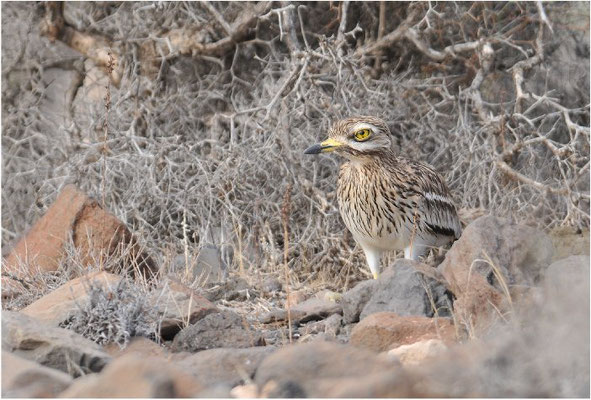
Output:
304,116,462,279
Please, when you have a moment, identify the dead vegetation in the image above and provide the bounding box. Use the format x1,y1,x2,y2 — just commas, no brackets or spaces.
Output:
2,2,589,291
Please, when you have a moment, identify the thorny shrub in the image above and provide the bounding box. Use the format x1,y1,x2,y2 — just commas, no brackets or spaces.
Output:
2,2,589,289
59,278,158,347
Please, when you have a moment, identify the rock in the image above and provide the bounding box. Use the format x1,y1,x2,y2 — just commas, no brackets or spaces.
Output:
259,308,306,324
3,185,157,288
178,346,276,387
172,311,265,352
350,312,456,352
438,216,552,333
387,339,448,366
260,297,342,325
342,279,378,323
360,259,452,321
151,278,219,340
21,271,123,326
59,354,203,397
1,311,111,376
300,314,342,338
254,341,398,396
439,215,553,292
292,297,342,322
202,276,257,302
2,351,73,398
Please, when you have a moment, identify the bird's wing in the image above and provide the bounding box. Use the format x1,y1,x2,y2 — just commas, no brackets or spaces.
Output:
404,160,463,239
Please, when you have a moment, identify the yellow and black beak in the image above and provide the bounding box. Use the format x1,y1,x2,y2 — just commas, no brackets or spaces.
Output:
304,138,343,154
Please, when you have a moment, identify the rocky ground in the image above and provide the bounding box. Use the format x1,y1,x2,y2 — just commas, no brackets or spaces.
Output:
2,185,590,397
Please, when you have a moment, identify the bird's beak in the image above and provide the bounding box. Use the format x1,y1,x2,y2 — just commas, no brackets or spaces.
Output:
304,138,343,154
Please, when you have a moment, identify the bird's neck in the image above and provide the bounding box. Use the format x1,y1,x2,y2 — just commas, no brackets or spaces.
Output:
344,148,395,170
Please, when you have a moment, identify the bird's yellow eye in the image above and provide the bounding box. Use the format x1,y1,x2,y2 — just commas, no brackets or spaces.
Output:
354,129,371,141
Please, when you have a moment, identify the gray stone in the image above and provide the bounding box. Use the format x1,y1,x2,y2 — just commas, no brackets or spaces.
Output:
300,314,342,338
178,346,276,387
1,311,111,377
260,297,342,325
2,351,73,398
171,311,265,352
292,297,342,323
202,276,257,302
360,260,451,321
342,279,378,323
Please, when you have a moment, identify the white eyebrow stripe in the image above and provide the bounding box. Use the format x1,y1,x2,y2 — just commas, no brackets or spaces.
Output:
351,122,378,132
424,192,454,205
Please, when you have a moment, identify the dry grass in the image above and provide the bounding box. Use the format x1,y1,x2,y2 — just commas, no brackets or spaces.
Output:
2,2,589,296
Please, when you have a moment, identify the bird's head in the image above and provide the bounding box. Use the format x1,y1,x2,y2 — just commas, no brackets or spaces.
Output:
304,116,393,161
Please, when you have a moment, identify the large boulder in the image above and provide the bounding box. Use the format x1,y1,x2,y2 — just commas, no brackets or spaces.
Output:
350,312,457,352
438,216,553,334
1,311,111,376
2,185,157,299
172,311,265,352
360,259,452,321
439,215,554,292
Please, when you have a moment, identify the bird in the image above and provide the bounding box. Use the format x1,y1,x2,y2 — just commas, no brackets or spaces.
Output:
304,116,462,279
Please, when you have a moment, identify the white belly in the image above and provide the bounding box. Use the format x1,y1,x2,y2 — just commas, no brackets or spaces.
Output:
350,225,412,252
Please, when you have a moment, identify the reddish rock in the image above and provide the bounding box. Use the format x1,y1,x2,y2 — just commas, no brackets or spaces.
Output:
59,354,203,397
350,312,457,352
3,185,156,291
21,271,122,326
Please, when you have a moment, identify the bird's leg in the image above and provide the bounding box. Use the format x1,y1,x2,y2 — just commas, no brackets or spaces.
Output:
361,246,381,279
